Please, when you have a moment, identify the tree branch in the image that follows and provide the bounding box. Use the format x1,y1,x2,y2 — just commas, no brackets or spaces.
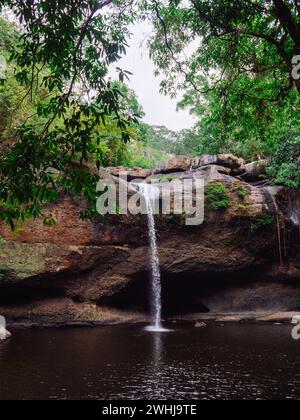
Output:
272,0,300,49
41,0,114,137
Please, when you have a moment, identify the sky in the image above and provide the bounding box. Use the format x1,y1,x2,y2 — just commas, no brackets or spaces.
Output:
111,23,196,132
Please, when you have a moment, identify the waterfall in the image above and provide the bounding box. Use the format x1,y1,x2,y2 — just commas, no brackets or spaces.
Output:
139,183,162,330
138,183,170,332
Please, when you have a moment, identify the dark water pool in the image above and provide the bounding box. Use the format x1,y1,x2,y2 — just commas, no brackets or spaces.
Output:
0,324,300,400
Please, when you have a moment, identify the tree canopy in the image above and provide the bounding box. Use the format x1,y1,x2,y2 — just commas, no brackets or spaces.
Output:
147,0,300,186
1,0,300,229
0,0,140,227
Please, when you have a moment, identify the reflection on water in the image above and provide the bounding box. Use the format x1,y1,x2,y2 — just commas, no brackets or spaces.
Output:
0,324,300,400
145,331,163,399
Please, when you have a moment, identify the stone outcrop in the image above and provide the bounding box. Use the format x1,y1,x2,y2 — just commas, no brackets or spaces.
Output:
192,154,245,174
241,160,268,182
0,154,300,327
0,325,11,341
154,155,191,174
105,166,152,181
153,154,246,176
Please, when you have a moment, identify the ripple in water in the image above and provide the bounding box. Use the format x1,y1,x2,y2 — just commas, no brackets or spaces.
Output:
1,324,300,400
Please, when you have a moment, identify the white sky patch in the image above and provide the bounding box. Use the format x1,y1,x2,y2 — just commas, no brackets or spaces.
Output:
110,22,196,132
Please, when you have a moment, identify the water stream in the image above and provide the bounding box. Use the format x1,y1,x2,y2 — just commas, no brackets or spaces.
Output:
138,183,171,333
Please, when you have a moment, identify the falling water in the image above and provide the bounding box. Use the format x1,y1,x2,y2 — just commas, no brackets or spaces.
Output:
139,183,163,331
137,183,171,333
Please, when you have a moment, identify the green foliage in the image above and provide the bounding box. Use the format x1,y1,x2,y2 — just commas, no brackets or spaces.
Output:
147,0,300,187
296,298,300,311
3,0,300,231
251,213,275,232
144,125,199,158
43,214,57,227
232,182,250,200
0,2,140,227
0,235,5,248
127,152,155,169
205,183,230,210
267,134,300,188
0,16,49,142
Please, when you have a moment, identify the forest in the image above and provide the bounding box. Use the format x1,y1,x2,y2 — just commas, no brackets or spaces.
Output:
2,1,300,402
1,0,300,228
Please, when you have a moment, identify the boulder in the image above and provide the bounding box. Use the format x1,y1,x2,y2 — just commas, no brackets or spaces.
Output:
103,166,151,181
216,154,245,170
0,326,11,341
192,154,244,172
154,156,191,174
127,168,152,180
241,160,268,182
192,155,218,168
195,322,206,328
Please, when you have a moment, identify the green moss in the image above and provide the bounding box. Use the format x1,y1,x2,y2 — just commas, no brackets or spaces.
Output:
205,182,231,210
236,201,253,216
0,242,46,280
0,236,5,248
232,182,250,199
251,213,275,232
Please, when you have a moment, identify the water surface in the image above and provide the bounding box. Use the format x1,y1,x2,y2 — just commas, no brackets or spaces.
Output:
0,324,300,400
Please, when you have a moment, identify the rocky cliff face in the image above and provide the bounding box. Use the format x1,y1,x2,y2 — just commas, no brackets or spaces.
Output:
0,155,300,327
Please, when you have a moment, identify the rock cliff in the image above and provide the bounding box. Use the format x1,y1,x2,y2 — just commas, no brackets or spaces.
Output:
0,155,300,327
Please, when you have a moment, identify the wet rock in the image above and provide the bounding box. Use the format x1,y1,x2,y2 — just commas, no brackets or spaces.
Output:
0,298,149,328
195,322,206,328
292,315,300,324
216,316,242,323
257,312,300,323
0,326,11,341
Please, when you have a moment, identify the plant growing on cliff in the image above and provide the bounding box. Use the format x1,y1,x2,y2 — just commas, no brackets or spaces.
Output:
232,182,250,200
250,213,275,232
267,134,300,188
205,183,230,211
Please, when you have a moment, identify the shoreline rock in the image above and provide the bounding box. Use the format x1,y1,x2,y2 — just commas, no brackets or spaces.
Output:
0,326,11,341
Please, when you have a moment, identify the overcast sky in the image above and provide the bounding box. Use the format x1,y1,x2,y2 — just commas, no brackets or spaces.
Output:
112,23,196,132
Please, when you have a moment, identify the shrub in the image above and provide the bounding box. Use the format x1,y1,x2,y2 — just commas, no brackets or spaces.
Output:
233,182,250,199
251,213,274,232
267,134,300,188
205,183,230,210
